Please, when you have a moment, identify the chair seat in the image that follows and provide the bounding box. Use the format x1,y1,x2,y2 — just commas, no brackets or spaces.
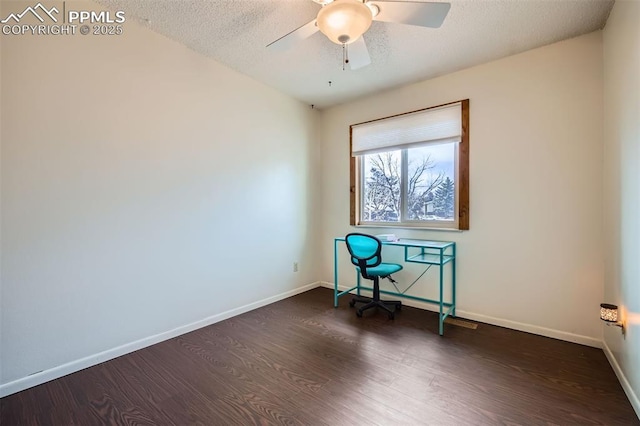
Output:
356,263,402,277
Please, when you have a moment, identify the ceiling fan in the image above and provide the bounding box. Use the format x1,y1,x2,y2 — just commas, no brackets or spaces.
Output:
266,0,451,70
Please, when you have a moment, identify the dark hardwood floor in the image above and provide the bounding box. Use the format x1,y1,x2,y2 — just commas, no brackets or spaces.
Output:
1,287,638,425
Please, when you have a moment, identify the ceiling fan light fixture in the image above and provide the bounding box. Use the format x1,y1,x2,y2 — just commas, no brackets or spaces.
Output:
316,0,373,45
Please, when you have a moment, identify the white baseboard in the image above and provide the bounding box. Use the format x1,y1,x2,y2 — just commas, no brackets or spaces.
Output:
603,341,640,419
454,311,601,348
1,281,622,403
0,282,320,398
319,281,601,348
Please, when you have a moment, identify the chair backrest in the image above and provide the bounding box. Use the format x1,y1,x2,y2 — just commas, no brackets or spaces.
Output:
345,233,382,279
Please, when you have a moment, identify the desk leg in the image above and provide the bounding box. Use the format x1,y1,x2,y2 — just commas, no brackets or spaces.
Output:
452,245,456,317
334,239,339,308
439,250,444,336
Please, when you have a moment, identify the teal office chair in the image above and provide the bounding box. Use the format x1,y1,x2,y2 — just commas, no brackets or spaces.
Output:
345,233,403,319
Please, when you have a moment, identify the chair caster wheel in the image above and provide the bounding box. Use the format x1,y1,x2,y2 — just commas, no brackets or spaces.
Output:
356,310,363,318
349,299,356,308
388,312,395,320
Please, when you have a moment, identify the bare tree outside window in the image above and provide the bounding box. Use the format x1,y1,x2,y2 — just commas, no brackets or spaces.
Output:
406,146,447,220
362,151,401,221
361,144,454,223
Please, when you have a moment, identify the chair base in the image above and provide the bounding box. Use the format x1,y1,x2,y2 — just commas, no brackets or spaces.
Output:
350,296,402,320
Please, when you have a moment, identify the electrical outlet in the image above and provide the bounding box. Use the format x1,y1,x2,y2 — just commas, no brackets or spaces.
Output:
293,262,299,272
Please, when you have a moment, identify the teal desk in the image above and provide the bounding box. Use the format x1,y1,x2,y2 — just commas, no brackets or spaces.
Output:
333,237,456,335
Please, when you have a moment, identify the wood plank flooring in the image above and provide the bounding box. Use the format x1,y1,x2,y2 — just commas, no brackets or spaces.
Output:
1,287,638,425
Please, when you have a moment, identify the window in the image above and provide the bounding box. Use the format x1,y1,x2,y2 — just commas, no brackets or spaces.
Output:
350,100,469,230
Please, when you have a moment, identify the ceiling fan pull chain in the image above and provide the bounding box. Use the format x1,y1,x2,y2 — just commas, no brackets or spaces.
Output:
342,43,345,70
343,43,350,71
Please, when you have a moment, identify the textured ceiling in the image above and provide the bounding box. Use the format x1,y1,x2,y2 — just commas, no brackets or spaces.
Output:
96,0,614,109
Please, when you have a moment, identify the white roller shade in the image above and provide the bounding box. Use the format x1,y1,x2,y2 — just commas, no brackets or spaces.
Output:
351,102,462,156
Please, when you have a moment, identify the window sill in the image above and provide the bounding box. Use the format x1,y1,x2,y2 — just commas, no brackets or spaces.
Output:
355,223,463,232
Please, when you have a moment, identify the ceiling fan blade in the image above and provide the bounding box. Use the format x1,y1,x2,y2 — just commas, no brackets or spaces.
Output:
266,19,319,51
348,36,371,70
371,1,451,28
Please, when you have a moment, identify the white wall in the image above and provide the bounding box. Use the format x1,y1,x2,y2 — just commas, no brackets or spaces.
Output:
2,1,632,406
603,0,640,415
320,32,604,345
0,8,320,390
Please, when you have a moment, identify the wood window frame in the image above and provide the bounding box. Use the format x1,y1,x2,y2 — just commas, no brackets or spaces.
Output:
349,99,469,230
